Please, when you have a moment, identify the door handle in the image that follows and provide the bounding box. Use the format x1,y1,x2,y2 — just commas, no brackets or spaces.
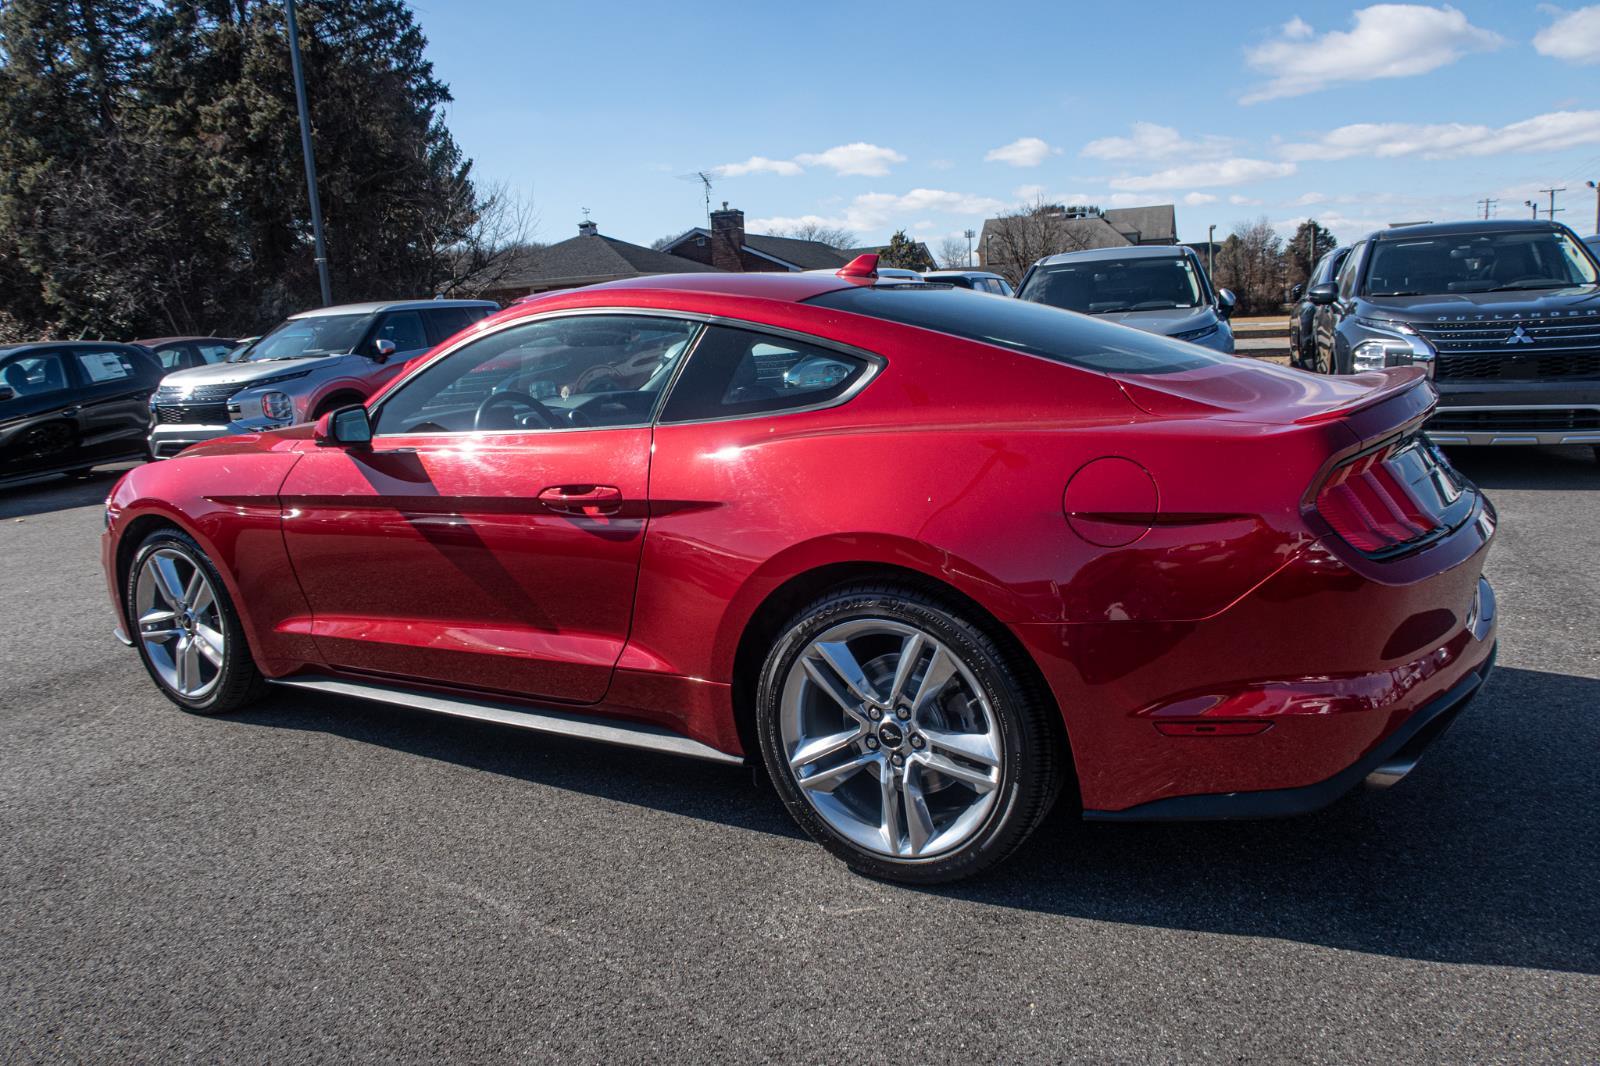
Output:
537,484,623,516
62,406,81,416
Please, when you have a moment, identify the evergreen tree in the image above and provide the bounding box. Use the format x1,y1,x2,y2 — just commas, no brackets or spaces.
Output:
878,229,933,271
1285,219,1338,294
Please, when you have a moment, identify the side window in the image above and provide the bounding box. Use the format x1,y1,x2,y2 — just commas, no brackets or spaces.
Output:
1337,242,1365,299
74,348,139,384
197,344,233,364
658,325,871,424
374,314,700,435
374,311,428,352
154,344,190,370
422,307,473,345
1,351,69,398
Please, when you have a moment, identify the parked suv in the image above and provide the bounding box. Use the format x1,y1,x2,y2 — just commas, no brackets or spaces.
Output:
1288,246,1348,372
2,341,164,481
1016,245,1236,353
922,270,1014,295
148,299,496,458
1306,220,1600,456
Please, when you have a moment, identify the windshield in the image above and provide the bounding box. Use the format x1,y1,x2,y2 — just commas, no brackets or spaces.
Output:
234,313,369,362
1019,255,1203,314
1363,230,1599,296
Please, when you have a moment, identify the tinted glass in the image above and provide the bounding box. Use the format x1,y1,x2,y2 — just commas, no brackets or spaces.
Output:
197,343,233,363
240,314,369,362
153,344,191,370
74,348,140,383
423,307,474,343
1337,242,1365,299
375,311,428,351
375,314,698,435
1364,229,1599,296
808,285,1226,375
1019,254,1203,313
659,326,869,423
0,352,69,397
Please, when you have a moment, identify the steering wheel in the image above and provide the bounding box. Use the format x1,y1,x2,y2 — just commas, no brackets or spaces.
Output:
474,388,558,431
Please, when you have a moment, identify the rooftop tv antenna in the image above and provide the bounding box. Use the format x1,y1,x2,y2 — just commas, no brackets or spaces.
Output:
679,170,714,220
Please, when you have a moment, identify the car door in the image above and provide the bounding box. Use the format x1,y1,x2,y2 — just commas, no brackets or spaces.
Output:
0,348,82,477
67,346,163,462
277,312,701,703
1315,243,1362,366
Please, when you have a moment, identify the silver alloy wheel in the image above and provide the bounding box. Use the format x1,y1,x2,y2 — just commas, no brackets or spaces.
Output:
778,619,1002,859
134,548,225,700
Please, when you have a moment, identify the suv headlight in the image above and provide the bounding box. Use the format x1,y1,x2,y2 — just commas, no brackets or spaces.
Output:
1351,318,1436,377
1172,323,1220,343
260,391,294,422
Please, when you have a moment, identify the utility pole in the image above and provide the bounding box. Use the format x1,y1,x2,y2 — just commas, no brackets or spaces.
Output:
1540,186,1566,220
1206,223,1216,279
286,0,332,306
1587,180,1598,234
1476,197,1497,220
963,229,975,268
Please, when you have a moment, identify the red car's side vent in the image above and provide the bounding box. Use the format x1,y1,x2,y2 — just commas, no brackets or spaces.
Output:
1313,439,1456,555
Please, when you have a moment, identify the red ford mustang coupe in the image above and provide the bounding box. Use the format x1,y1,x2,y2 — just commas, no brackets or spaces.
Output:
101,259,1497,883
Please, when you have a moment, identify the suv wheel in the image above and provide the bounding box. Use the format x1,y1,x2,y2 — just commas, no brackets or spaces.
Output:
756,584,1062,883
126,529,265,714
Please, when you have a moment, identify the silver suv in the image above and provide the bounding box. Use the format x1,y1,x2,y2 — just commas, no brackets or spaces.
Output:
148,299,497,458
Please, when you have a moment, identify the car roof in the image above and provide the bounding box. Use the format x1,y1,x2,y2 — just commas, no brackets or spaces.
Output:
1033,245,1194,267
288,299,499,319
0,339,144,355
1367,219,1571,241
133,336,237,346
523,271,856,306
924,270,1006,280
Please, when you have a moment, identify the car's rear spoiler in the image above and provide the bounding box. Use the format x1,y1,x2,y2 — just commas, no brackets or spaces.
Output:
1292,366,1433,425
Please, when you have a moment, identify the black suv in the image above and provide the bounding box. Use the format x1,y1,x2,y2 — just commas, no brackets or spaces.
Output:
1306,220,1600,457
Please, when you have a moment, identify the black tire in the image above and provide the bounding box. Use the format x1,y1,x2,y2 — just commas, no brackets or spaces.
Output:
125,528,266,715
755,583,1063,884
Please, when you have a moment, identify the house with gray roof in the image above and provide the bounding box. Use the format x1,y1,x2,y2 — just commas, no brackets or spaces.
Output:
977,203,1178,280
483,220,725,303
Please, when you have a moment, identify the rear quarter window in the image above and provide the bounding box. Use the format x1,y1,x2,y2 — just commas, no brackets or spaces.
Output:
807,285,1226,374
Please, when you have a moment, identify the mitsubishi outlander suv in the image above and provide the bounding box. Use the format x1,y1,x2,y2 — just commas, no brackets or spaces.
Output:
1306,220,1600,457
148,299,496,458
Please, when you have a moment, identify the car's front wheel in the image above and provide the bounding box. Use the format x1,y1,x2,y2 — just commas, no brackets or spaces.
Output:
125,529,265,715
756,584,1063,883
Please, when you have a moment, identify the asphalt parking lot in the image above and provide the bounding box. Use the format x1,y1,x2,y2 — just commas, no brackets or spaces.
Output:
2,449,1596,1063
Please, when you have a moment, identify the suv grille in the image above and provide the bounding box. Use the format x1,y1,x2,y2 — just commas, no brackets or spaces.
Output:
154,382,241,404
1412,316,1600,382
154,402,231,425
1430,408,1600,433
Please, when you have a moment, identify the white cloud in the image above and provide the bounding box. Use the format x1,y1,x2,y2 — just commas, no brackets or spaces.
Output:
984,137,1059,167
1082,123,1232,161
1534,5,1600,64
710,143,905,179
1280,109,1600,160
1242,5,1503,103
710,155,803,178
1294,191,1328,205
1183,192,1219,206
751,188,1007,238
794,143,906,176
1230,195,1262,205
1110,157,1296,191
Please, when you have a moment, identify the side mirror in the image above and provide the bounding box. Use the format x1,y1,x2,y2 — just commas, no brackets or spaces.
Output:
1289,283,1304,301
313,404,372,447
1307,283,1338,306
371,338,397,363
1215,288,1237,319
0,384,14,402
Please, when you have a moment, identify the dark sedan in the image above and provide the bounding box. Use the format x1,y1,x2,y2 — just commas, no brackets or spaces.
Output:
0,341,164,482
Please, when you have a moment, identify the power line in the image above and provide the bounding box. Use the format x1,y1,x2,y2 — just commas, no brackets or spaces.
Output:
1476,197,1497,219
1539,186,1567,218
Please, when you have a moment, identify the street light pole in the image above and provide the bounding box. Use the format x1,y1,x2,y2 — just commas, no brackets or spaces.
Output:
964,229,975,269
1588,180,1598,235
1524,199,1539,219
286,0,332,306
1206,224,1215,279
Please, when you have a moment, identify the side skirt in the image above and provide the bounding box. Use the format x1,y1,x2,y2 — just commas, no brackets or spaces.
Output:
268,675,745,767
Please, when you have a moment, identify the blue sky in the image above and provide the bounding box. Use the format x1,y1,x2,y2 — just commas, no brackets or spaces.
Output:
413,1,1600,252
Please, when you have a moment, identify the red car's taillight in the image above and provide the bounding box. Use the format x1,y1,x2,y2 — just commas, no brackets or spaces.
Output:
1313,440,1450,554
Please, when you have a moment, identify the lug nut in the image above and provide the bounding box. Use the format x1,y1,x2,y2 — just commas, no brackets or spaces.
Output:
910,734,924,749
891,754,904,767
865,736,879,750
869,707,883,720
895,706,910,720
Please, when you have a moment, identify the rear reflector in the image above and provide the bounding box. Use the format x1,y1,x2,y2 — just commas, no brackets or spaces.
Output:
1314,438,1457,555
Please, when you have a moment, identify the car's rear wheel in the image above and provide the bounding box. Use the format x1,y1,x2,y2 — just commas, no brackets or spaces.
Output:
126,529,265,715
756,584,1062,883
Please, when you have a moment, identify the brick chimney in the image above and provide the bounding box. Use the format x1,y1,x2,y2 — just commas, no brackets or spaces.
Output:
709,202,745,272
578,219,598,237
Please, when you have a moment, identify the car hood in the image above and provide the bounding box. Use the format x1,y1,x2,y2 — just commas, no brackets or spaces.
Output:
159,354,346,388
1092,307,1216,335
1361,284,1600,321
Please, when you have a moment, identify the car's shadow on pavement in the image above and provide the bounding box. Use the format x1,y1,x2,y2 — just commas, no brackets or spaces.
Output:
1445,443,1599,490
238,662,1598,976
0,462,136,519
